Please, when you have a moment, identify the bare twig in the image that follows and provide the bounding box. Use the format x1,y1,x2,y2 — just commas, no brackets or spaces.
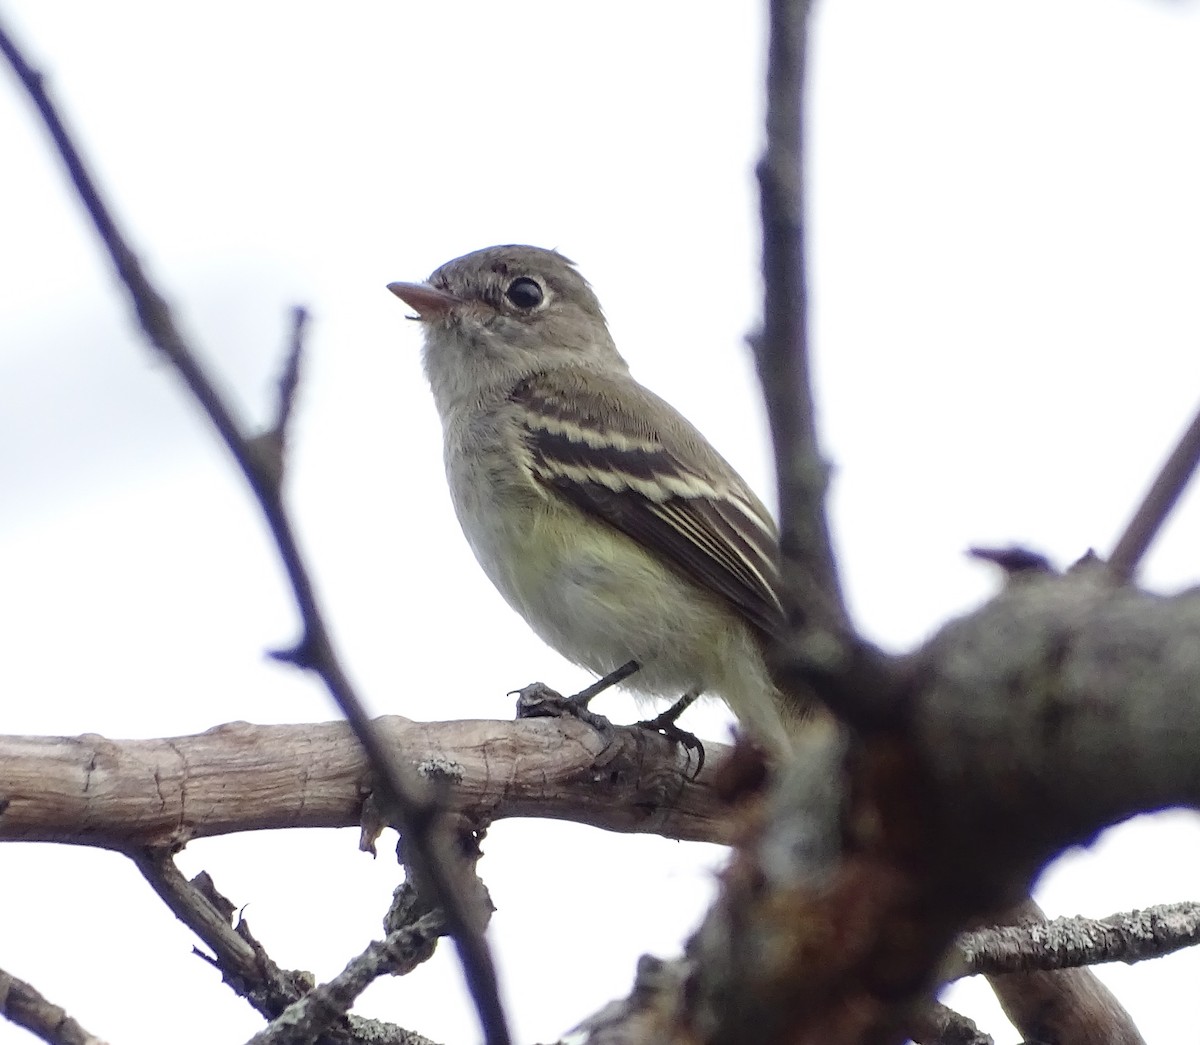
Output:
0,966,109,1045
272,306,308,441
247,878,451,1045
1108,400,1200,582
753,0,842,623
248,305,310,488
750,0,899,731
0,22,508,1045
132,850,434,1044
131,848,312,1021
955,901,1200,976
246,912,445,1045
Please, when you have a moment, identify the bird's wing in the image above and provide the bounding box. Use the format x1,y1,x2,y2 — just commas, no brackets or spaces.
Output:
510,369,785,639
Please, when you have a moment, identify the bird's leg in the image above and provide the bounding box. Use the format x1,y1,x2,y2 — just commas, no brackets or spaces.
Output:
635,690,706,774
514,667,704,774
512,659,641,731
568,659,642,707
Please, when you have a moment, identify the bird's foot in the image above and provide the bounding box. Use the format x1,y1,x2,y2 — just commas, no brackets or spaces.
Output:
513,664,703,774
513,681,615,733
634,691,705,775
512,659,640,732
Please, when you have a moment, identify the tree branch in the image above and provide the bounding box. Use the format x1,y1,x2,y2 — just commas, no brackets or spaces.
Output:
912,570,1200,865
751,0,900,733
0,717,728,847
132,851,436,1044
270,306,308,445
955,901,1200,977
670,563,1200,1043
246,881,446,1045
0,966,109,1045
5,696,1196,1044
0,22,508,1045
1108,398,1200,582
131,849,315,1023
987,966,1146,1045
961,898,1148,1045
753,0,840,621
906,1003,993,1045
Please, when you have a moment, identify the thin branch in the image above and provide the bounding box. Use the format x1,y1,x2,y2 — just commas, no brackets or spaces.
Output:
248,305,309,489
750,0,899,732
955,901,1200,977
0,22,508,1045
246,914,445,1045
248,879,448,1045
964,898,1148,1045
131,848,311,1021
1108,399,1200,582
752,0,842,624
272,306,308,441
132,850,433,1044
0,966,109,1045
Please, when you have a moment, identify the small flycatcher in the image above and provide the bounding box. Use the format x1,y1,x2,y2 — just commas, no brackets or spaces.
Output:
390,245,800,752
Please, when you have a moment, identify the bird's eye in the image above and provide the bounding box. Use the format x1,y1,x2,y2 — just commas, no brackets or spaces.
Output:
505,277,544,310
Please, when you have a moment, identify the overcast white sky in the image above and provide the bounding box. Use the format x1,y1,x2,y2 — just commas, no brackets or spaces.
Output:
2,2,1200,1043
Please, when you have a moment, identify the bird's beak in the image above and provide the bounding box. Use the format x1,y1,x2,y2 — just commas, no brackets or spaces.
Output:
387,281,462,321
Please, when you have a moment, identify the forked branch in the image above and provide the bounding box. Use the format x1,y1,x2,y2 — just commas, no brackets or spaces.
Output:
0,22,508,1045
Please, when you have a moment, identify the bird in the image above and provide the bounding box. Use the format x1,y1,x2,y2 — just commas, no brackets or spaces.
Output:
389,245,801,755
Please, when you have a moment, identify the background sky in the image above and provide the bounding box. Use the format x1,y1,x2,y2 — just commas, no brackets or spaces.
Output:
2,2,1200,1043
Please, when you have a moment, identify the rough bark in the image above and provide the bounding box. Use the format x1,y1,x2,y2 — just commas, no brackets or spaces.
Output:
0,716,727,848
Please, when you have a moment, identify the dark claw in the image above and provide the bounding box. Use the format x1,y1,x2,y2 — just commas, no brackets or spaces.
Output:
512,666,705,776
633,709,706,777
